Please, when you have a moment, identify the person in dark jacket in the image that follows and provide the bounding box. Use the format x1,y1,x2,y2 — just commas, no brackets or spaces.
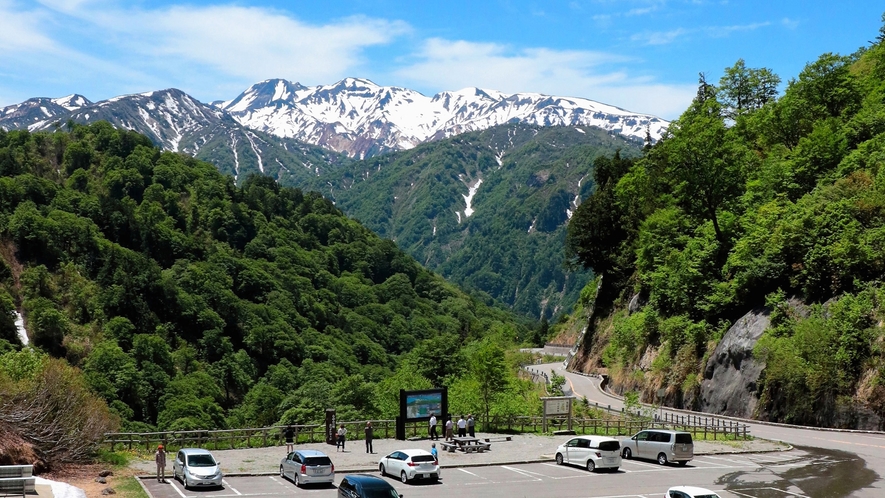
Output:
365,421,374,453
467,414,475,437
284,426,294,453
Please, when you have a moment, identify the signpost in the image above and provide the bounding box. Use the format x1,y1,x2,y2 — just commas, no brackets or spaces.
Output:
541,396,574,432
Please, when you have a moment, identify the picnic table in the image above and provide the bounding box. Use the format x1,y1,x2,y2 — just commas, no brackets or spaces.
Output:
440,437,491,453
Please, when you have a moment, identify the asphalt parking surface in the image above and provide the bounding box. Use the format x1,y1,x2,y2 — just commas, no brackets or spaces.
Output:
141,451,829,498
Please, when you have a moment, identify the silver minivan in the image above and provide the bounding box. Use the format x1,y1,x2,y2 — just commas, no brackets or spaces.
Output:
620,430,693,466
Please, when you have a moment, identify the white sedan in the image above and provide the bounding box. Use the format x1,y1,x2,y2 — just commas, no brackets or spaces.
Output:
378,449,440,483
666,486,721,498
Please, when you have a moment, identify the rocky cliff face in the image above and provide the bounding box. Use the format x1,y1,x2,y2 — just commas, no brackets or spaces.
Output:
698,307,769,418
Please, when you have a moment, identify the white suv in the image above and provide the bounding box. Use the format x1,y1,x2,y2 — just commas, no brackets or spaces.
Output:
378,449,440,483
555,435,621,472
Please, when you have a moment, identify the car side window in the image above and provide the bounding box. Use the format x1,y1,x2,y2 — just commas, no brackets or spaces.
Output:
659,433,671,443
177,451,184,463
577,439,590,448
635,431,648,441
395,452,406,460
566,439,578,447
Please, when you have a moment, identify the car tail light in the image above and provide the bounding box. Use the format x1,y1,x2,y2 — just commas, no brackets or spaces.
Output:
301,464,306,474
595,452,601,457
331,464,335,472
434,460,438,466
407,462,416,467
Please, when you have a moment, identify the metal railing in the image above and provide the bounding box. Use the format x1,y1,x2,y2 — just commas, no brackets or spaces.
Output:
485,413,750,440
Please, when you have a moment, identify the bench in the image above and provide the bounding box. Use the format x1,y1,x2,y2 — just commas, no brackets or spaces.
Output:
0,466,35,498
462,443,491,453
439,442,458,453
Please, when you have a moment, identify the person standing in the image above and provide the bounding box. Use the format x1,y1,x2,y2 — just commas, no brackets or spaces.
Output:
430,443,438,463
467,414,475,437
457,415,467,437
155,444,167,483
284,426,294,453
365,421,374,454
444,416,454,441
337,424,347,452
429,413,438,440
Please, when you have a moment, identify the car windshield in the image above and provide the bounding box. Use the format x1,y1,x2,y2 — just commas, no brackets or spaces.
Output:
364,487,400,498
187,455,216,467
411,455,435,463
598,441,620,451
304,456,332,466
675,434,693,444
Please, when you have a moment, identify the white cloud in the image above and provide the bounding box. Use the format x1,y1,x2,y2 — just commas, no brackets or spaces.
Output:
0,1,410,103
781,17,800,30
631,28,689,45
394,38,695,119
632,21,769,46
0,1,58,52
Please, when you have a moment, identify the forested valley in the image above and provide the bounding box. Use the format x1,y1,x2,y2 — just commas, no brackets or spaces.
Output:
0,121,552,464
566,17,885,427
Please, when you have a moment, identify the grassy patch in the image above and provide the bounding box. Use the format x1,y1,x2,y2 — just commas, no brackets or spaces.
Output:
114,476,149,498
96,450,131,466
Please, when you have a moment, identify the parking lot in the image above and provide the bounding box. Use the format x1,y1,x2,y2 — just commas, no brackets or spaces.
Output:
140,451,828,498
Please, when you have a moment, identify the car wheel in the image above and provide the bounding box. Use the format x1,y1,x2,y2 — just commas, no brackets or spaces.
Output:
678,461,687,466
183,476,190,490
555,453,564,465
279,465,285,479
400,471,409,484
586,460,595,472
657,453,668,465
379,463,386,476
622,448,632,459
294,473,300,487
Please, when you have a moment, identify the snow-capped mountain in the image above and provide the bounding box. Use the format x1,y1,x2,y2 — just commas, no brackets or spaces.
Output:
221,78,668,158
0,94,91,130
0,89,347,184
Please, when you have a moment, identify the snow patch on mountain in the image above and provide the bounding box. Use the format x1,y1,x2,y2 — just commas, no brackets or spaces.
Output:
224,78,668,158
463,178,483,218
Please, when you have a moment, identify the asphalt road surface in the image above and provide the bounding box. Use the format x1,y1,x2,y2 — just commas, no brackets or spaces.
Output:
533,362,885,497
141,447,863,498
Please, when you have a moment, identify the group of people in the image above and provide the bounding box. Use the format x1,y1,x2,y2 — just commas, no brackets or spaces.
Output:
428,413,475,441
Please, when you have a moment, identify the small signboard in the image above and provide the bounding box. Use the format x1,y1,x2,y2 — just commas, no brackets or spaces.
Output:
541,396,574,432
544,397,571,416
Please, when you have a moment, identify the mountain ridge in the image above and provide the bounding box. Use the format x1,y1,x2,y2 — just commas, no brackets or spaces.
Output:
1,78,668,162
221,77,668,158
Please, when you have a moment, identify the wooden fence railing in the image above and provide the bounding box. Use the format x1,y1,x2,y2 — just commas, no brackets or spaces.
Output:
105,411,750,451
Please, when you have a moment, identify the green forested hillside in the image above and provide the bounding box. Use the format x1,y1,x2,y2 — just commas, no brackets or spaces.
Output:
309,124,643,319
0,121,538,436
566,20,885,425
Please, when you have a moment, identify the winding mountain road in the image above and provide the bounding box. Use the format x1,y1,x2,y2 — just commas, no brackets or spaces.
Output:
533,361,885,496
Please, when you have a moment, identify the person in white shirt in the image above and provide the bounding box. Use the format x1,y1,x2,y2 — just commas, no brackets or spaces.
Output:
457,415,467,437
429,414,438,440
445,416,454,441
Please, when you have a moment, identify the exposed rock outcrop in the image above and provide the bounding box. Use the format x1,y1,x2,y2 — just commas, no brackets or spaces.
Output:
698,307,769,418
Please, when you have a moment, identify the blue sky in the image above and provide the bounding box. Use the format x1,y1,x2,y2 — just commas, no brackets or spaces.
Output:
0,1,882,119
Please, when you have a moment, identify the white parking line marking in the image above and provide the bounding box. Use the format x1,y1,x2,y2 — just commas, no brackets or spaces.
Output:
222,480,242,495
168,481,187,498
621,459,660,468
456,468,481,477
500,466,543,481
691,458,732,467
541,462,589,473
